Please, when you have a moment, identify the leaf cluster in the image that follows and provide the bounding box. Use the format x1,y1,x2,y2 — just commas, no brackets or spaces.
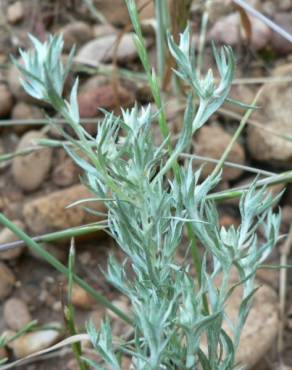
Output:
14,7,281,369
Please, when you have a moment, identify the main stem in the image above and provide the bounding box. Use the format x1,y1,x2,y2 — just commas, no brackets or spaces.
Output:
155,0,167,82
154,1,207,301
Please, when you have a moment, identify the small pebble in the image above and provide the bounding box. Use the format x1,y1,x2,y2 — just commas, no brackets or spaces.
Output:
194,124,245,181
71,284,95,309
8,323,62,358
4,297,32,331
247,64,292,167
0,262,16,301
122,357,133,370
78,83,134,118
8,62,47,104
208,12,271,50
0,221,25,260
52,151,80,187
11,102,44,135
52,301,62,312
0,83,13,118
7,1,24,24
76,33,147,65
12,131,53,192
59,21,93,52
23,184,106,234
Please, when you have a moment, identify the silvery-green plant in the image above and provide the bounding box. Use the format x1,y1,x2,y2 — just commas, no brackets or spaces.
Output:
14,4,281,369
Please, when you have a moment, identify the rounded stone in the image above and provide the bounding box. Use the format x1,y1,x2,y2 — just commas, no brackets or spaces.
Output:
0,262,16,301
12,130,53,192
195,124,246,181
59,21,93,52
8,63,32,103
11,102,44,134
78,83,134,118
76,33,144,65
52,150,80,188
8,323,62,358
233,284,279,368
201,272,279,368
23,184,106,234
0,220,25,260
92,0,158,26
0,83,13,118
4,297,32,331
7,1,24,24
247,63,292,167
71,284,95,309
208,12,271,50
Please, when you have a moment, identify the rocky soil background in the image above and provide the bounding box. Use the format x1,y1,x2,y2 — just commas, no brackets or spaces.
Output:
0,0,292,369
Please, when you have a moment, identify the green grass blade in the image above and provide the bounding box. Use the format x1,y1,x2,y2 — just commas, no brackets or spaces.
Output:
211,88,262,177
0,213,132,325
0,222,107,250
